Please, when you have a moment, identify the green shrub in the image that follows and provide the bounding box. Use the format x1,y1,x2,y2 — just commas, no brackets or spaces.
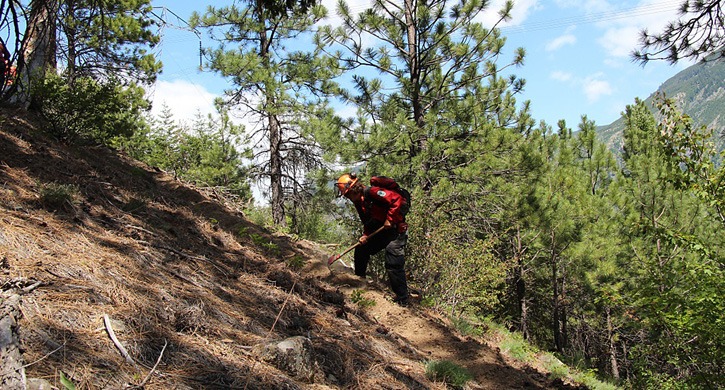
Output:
286,255,306,270
500,332,535,362
450,316,481,337
350,289,376,309
425,359,472,389
32,73,149,144
38,182,78,211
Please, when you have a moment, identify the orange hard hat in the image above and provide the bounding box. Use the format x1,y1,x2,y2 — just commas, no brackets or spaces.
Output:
336,173,358,197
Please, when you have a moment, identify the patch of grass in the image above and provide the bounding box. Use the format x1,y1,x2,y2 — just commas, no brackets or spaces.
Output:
542,355,569,380
425,359,472,389
38,182,78,211
129,166,147,178
350,289,376,309
571,370,620,390
450,316,481,337
500,332,535,362
249,233,281,256
286,254,306,270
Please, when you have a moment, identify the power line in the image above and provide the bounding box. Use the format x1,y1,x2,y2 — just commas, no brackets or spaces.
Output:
502,1,682,34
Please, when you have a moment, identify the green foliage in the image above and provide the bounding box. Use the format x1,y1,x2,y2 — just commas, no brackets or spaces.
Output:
58,0,162,84
350,289,375,309
32,74,149,144
244,206,275,230
286,255,306,270
614,98,725,388
192,1,339,227
122,105,253,201
59,371,77,390
424,359,473,389
500,332,535,362
542,355,570,380
37,182,78,211
450,316,481,337
409,213,507,317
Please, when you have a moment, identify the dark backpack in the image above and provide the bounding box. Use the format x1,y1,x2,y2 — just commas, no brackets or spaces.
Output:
370,176,411,216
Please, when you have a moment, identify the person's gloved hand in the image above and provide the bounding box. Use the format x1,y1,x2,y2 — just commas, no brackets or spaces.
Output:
397,222,408,234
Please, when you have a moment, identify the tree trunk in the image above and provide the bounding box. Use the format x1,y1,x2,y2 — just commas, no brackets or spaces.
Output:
513,227,530,339
607,306,620,380
256,1,286,227
550,230,562,352
269,113,285,226
19,0,58,108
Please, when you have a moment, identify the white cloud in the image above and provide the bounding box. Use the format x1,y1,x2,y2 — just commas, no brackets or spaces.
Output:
594,0,681,59
148,80,218,124
554,0,612,14
598,25,641,58
550,71,573,82
582,74,614,102
478,0,541,28
546,33,577,52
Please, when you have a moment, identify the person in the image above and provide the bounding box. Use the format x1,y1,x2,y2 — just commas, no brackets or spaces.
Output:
336,173,411,306
0,38,10,88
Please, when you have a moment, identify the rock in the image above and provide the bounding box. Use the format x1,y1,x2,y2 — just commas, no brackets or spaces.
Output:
0,293,25,390
27,378,54,390
253,336,316,381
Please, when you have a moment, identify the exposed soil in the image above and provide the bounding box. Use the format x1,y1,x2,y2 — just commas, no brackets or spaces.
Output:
0,108,586,389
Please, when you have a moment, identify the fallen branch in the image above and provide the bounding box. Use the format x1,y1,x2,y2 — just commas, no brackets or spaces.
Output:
243,280,297,390
23,342,66,368
149,242,228,276
125,224,156,236
128,339,167,389
103,314,136,367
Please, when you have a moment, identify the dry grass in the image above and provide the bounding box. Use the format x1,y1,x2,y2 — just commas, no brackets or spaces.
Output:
1,109,421,390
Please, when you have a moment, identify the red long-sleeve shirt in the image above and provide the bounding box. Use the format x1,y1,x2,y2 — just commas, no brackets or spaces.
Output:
353,186,407,234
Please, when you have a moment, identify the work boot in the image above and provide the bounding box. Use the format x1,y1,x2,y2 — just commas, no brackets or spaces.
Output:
392,294,410,307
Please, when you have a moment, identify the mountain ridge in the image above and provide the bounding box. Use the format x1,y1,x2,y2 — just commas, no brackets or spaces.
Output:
596,58,725,151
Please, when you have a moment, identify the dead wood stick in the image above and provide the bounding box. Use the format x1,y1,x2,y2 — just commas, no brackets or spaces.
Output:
149,243,227,275
23,342,66,368
125,224,156,236
103,314,136,367
244,280,297,390
129,339,167,389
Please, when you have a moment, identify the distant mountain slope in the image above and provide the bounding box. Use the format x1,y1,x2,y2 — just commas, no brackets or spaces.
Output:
596,58,725,153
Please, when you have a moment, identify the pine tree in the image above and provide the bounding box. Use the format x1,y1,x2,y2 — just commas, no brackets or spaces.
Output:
192,2,340,227
11,0,161,106
616,98,725,387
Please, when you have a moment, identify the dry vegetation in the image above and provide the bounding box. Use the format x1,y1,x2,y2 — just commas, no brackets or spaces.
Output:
1,108,586,389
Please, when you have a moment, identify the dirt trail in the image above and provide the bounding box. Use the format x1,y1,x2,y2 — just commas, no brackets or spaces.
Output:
307,259,566,390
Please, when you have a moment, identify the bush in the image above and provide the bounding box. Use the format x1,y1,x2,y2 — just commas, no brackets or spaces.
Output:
38,182,78,211
425,359,472,389
32,73,150,144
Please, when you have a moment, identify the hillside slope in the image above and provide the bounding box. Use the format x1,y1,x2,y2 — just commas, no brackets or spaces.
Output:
1,109,584,390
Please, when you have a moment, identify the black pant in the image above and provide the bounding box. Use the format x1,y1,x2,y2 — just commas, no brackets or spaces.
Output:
354,229,408,299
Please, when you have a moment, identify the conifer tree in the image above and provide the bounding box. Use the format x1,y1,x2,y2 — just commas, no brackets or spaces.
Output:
617,98,724,387
9,0,160,106
192,2,340,227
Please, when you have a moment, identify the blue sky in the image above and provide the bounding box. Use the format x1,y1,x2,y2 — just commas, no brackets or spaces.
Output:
148,0,689,129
